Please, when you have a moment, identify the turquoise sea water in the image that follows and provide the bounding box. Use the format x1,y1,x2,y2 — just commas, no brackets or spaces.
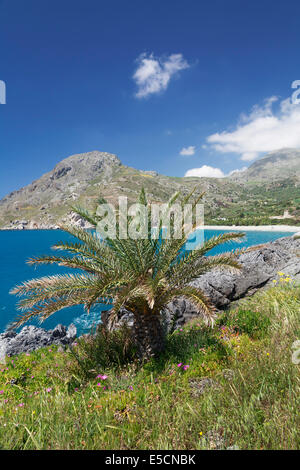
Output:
0,229,295,334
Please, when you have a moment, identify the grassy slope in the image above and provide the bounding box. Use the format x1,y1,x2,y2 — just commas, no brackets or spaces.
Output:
0,275,300,450
1,163,299,228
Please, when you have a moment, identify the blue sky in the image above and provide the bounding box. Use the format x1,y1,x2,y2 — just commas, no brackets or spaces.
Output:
1,0,300,198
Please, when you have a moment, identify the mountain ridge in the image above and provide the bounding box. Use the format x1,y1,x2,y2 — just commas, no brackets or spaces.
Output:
0,148,299,229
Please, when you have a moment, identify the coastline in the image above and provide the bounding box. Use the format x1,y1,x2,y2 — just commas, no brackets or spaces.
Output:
0,224,299,233
203,225,300,233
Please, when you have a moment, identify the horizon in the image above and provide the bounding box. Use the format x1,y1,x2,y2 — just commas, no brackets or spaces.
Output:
1,0,300,199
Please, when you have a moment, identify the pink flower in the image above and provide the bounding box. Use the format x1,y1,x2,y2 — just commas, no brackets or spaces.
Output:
0,390,4,395
96,374,108,380
183,365,190,371
46,387,52,393
129,386,133,391
18,403,24,407
177,363,183,368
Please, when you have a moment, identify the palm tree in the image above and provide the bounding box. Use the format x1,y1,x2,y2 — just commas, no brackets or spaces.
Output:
10,188,244,359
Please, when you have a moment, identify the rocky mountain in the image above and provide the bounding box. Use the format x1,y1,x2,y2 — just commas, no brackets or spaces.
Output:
230,148,300,183
0,148,299,229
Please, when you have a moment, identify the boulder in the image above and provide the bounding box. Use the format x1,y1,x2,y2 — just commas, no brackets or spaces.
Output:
0,323,77,362
165,236,300,327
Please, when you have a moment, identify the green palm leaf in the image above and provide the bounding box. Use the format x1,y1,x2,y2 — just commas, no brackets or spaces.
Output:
10,187,245,358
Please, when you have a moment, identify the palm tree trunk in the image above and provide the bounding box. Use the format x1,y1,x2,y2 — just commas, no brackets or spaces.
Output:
133,313,165,359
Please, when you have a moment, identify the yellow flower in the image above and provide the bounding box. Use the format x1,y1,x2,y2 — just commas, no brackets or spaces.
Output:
272,280,277,284
199,432,203,436
277,272,284,276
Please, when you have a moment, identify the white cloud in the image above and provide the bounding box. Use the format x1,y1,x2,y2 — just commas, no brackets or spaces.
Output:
185,165,226,178
184,165,247,178
133,53,190,99
180,145,196,156
206,94,300,161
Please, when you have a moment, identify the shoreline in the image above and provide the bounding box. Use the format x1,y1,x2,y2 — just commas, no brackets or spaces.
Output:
203,225,299,233
0,224,299,233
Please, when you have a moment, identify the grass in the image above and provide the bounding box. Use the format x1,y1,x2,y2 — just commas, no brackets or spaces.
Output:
0,275,300,450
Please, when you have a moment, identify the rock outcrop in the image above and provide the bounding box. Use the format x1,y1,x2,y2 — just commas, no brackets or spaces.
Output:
0,324,77,363
165,235,300,327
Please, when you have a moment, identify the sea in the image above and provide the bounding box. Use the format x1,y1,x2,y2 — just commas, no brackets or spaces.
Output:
0,229,295,335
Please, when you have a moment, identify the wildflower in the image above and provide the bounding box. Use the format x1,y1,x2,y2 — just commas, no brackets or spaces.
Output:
199,431,203,436
183,365,190,371
277,272,284,276
96,374,108,380
0,390,3,395
46,387,52,393
177,363,183,367
18,403,24,407
129,386,133,391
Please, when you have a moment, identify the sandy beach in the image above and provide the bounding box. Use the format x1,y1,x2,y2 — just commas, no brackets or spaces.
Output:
203,225,300,233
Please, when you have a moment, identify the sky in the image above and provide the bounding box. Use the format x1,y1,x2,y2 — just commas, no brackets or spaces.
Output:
1,0,300,198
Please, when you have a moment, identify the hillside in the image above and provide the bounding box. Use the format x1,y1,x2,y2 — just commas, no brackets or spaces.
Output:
0,149,299,229
231,148,300,183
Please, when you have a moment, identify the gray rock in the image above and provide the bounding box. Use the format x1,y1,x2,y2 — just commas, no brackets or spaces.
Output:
165,236,300,327
51,324,66,338
0,323,77,361
66,324,77,340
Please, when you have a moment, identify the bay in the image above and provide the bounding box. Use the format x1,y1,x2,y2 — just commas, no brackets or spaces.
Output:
0,229,294,334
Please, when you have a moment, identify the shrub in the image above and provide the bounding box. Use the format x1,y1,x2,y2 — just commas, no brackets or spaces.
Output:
67,324,137,382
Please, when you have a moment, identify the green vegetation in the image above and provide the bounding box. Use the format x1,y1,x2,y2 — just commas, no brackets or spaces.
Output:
1,149,300,230
10,189,243,358
205,178,300,226
1,277,300,450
